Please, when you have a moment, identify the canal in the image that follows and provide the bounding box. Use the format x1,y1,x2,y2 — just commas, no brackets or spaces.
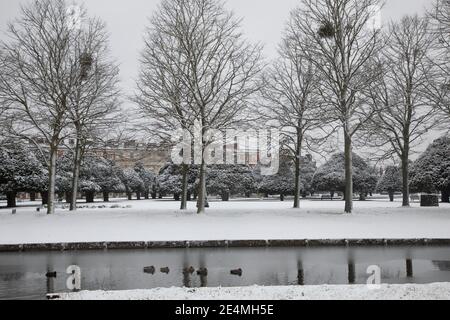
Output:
1,245,450,299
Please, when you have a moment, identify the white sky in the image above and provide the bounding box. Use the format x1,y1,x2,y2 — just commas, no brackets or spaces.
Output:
0,0,438,163
0,0,433,97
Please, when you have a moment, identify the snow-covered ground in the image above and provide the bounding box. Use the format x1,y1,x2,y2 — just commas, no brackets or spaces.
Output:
1,199,449,245
55,283,450,300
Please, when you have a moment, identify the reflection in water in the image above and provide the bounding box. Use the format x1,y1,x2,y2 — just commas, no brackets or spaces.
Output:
1,246,450,300
182,270,191,288
348,261,356,284
0,272,24,282
432,260,450,271
406,259,413,278
46,277,54,294
297,261,304,286
45,263,54,294
182,251,192,288
199,272,207,287
198,252,207,287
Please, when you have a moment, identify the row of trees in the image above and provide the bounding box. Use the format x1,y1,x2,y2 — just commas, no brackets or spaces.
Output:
3,134,448,207
377,136,450,203
157,155,317,202
0,142,156,207
1,0,449,214
157,135,450,203
135,0,450,214
0,146,310,206
0,0,120,214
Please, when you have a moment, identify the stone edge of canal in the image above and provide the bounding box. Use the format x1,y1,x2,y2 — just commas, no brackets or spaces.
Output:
1,238,450,252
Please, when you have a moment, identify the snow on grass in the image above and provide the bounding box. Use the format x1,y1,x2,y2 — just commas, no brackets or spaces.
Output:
0,199,449,245
55,283,450,300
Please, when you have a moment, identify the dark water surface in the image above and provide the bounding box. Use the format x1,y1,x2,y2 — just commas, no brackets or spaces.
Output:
1,246,450,300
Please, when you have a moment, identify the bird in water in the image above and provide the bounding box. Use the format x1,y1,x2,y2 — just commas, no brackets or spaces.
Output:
196,268,208,276
160,267,170,274
183,266,195,274
143,266,155,274
230,268,243,276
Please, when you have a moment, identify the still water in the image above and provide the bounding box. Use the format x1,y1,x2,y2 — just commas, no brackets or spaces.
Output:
1,246,450,300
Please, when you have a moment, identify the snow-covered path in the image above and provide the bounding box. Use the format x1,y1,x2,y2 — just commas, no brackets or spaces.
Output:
1,199,449,245
55,283,450,300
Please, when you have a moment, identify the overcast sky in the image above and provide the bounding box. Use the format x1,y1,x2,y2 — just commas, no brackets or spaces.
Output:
0,0,432,97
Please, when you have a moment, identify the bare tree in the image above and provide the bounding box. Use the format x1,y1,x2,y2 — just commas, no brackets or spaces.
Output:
288,0,383,213
366,15,440,207
259,37,329,209
0,54,8,142
67,17,121,211
0,0,85,214
137,0,263,214
135,8,197,210
426,0,450,120
430,0,450,49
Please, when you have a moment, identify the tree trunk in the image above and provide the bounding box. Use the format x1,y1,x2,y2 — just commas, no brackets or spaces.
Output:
401,152,410,207
221,191,230,202
187,192,192,201
196,160,207,214
47,147,58,215
441,190,450,203
86,192,95,203
151,192,157,199
196,120,208,214
41,191,48,205
180,164,189,210
294,156,300,209
144,191,149,200
70,136,82,211
6,192,17,208
103,192,109,202
30,192,36,202
65,192,72,203
389,191,394,202
344,132,353,213
127,192,132,200
136,192,141,200
293,132,303,209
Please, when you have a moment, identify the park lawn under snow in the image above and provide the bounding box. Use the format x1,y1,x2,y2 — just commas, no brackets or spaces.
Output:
0,199,450,245
56,283,450,300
